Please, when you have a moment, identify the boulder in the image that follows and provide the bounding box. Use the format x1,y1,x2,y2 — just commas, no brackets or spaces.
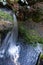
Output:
0,9,14,31
0,20,13,31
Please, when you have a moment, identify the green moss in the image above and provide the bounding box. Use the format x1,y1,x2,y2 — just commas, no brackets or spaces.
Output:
19,23,43,44
0,10,13,22
40,54,43,59
9,0,18,4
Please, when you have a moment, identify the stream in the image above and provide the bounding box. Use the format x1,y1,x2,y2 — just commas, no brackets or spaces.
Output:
0,8,42,65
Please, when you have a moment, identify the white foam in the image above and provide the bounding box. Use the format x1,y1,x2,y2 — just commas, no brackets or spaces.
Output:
8,43,20,65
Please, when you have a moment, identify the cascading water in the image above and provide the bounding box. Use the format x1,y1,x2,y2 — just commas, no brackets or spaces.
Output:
0,9,20,65
0,8,41,65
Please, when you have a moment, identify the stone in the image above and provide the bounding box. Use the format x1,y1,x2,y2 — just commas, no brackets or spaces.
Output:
0,20,13,31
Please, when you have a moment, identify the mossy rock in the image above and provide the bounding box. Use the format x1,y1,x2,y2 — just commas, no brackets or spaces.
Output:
40,54,43,59
0,10,13,22
0,9,14,31
19,23,43,44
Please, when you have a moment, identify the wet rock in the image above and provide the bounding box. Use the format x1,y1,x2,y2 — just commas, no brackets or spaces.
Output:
38,54,43,65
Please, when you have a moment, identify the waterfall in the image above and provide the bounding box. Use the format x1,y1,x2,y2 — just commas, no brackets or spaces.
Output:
0,8,41,65
0,12,20,65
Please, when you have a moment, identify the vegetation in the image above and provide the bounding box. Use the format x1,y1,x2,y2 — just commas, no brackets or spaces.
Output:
40,54,43,59
19,23,43,44
0,10,13,22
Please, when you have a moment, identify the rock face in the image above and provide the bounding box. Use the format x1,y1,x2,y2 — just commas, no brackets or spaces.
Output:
0,20,13,31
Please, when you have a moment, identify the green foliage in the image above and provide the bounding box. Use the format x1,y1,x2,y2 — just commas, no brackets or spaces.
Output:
19,23,43,44
0,10,13,22
40,54,43,59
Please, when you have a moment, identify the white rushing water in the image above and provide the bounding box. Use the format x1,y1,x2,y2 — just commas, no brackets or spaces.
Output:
5,13,20,65
0,12,20,65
